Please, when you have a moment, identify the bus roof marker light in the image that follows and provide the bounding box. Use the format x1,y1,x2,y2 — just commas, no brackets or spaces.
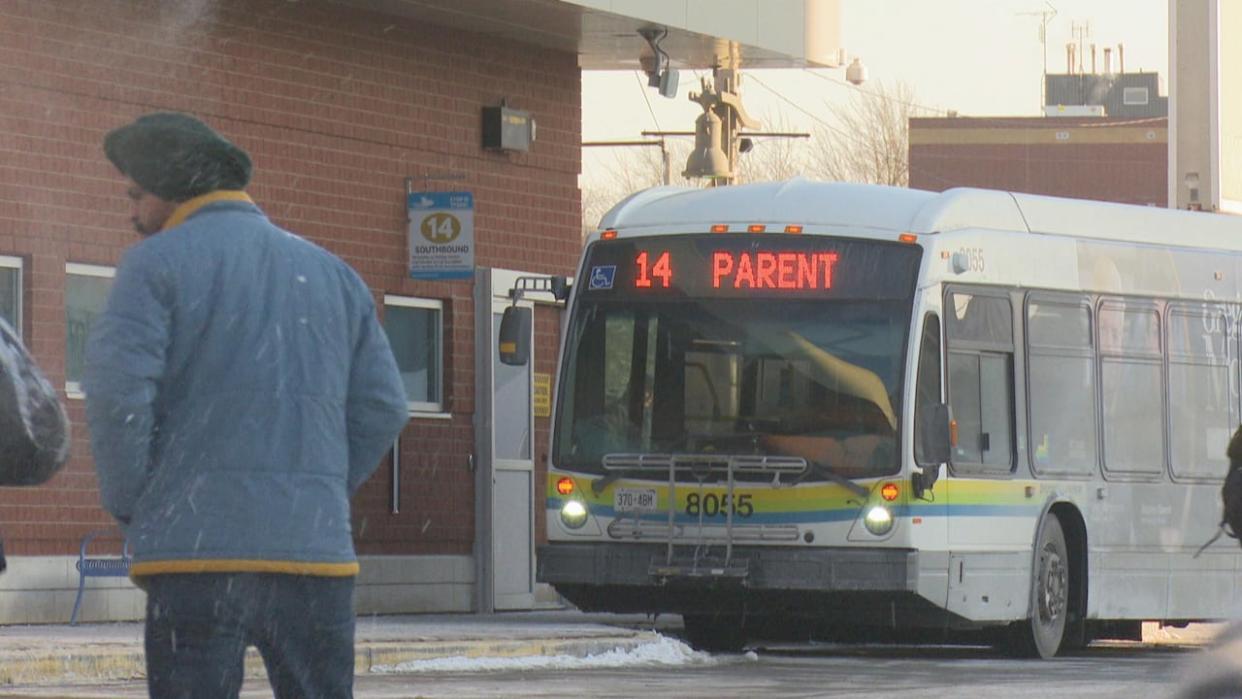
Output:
601,229,618,240
784,225,803,234
747,224,766,233
898,233,918,244
710,224,729,234
556,477,575,496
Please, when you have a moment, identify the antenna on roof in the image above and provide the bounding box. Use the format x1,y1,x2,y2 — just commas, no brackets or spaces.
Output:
1017,2,1057,109
1071,20,1092,75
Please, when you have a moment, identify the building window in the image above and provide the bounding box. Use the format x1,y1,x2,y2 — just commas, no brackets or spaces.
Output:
0,255,21,332
382,295,443,413
945,290,1014,474
65,263,115,396
1123,86,1149,105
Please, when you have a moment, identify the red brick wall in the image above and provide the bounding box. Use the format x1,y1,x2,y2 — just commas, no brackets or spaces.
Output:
0,0,582,556
909,117,1167,206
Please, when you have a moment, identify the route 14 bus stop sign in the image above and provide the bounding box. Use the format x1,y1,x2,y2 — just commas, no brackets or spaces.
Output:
408,191,474,280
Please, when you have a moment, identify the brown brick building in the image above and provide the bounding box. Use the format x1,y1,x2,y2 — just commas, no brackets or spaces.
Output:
0,0,584,623
0,0,832,622
909,116,1167,207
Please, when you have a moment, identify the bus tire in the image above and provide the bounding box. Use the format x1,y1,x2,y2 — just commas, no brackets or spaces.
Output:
1006,514,1070,658
682,613,747,653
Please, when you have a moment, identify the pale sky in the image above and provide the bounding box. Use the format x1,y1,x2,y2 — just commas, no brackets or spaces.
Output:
581,0,1168,186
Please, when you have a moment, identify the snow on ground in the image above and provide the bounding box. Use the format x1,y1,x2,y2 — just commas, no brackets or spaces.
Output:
1142,622,1225,645
373,634,731,674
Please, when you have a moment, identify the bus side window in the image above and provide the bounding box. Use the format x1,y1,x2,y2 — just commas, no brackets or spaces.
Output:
1098,299,1164,477
1025,296,1097,477
914,313,942,466
945,291,1015,473
1167,304,1232,480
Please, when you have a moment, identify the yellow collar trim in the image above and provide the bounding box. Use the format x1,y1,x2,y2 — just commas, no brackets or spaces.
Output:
130,559,359,577
163,190,254,231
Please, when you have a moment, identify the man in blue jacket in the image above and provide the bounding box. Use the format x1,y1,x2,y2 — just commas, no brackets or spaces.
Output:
86,112,409,698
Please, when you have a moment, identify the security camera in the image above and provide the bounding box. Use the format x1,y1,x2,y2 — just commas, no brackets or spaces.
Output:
846,57,868,86
658,69,678,98
639,27,678,99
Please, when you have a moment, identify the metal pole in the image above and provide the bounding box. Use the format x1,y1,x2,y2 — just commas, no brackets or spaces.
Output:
581,140,674,185
641,130,810,139
661,140,671,185
390,434,400,514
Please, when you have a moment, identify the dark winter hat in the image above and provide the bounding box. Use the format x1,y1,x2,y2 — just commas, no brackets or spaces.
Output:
103,112,252,202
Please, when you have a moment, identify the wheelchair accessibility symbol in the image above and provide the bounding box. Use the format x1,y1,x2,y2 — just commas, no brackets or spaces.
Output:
589,266,616,290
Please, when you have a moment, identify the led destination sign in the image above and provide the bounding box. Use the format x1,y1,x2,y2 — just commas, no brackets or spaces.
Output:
710,250,838,290
638,250,839,289
586,234,920,300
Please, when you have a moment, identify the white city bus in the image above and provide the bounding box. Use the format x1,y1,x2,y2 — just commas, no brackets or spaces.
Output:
524,179,1242,658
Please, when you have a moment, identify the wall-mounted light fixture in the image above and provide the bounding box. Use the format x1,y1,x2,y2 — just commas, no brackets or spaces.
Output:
482,101,535,152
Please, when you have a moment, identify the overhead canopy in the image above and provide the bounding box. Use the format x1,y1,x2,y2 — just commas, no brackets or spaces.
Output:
345,0,842,69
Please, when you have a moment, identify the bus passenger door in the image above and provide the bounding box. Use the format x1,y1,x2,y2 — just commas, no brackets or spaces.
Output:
943,289,1029,620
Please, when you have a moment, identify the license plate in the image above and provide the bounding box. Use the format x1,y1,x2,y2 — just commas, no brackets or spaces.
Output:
614,488,659,512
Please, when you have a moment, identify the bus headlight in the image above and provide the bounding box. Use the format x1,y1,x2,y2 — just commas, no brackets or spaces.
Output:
560,500,589,529
863,505,893,535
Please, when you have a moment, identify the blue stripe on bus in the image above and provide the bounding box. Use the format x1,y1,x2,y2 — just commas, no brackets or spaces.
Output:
935,504,1042,517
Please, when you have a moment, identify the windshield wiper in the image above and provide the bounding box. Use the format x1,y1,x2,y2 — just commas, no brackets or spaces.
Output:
590,471,620,496
802,461,870,499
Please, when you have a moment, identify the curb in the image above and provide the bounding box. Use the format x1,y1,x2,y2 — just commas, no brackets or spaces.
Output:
0,632,660,686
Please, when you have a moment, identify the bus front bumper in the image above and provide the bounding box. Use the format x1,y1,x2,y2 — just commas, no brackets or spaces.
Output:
538,542,918,593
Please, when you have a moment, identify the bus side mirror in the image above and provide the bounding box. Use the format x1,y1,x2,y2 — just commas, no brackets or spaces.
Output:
498,305,531,366
914,403,952,497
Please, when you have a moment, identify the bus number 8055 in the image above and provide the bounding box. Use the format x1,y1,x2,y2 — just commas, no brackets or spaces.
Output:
685,493,754,518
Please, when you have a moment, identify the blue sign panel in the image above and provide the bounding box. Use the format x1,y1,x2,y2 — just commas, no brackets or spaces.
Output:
408,191,475,280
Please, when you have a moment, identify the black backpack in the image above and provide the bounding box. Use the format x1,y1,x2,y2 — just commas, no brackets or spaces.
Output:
1223,426,1242,542
0,317,68,486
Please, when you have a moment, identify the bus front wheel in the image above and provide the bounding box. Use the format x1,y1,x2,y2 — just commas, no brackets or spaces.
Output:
1005,515,1069,659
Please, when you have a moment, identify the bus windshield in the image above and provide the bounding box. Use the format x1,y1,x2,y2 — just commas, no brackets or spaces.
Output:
553,234,922,480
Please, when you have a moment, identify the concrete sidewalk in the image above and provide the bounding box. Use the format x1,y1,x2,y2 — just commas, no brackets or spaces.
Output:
0,610,672,686
0,610,1222,688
